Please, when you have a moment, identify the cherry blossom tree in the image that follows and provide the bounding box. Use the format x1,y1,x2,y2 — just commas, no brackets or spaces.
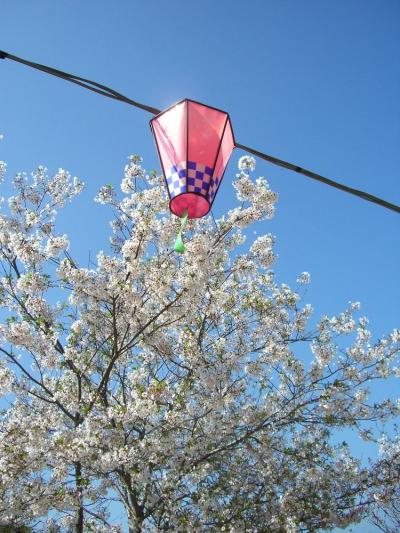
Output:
0,155,398,532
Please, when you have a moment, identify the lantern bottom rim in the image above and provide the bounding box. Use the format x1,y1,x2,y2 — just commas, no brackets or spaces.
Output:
170,193,210,219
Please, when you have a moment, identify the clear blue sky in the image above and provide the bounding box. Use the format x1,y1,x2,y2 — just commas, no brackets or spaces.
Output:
1,1,399,531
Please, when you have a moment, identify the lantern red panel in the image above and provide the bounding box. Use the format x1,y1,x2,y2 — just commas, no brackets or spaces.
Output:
150,99,235,219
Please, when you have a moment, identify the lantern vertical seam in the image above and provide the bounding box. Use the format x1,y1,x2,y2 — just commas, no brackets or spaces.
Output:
186,99,190,210
215,117,236,201
209,114,229,208
150,119,172,205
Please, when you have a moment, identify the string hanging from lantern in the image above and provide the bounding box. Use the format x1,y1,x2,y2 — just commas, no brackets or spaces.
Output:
1,49,399,225
174,209,188,254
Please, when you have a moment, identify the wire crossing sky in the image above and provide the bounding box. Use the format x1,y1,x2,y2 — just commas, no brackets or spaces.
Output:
1,49,399,214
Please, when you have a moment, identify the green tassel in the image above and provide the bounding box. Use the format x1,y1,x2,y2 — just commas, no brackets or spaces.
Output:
174,210,188,254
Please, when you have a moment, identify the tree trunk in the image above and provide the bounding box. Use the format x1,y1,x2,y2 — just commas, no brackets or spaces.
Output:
127,513,143,533
75,461,84,533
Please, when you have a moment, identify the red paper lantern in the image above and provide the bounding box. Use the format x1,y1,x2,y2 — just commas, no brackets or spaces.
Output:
150,99,235,219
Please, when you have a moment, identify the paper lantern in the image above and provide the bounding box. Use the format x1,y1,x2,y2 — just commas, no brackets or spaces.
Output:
150,99,235,220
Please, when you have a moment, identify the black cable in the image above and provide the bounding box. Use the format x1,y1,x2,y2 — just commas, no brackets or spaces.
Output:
1,50,399,214
236,143,400,214
0,50,161,114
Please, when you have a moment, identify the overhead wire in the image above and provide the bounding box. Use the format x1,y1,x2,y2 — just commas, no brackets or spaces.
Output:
0,50,161,114
235,143,400,214
1,50,399,214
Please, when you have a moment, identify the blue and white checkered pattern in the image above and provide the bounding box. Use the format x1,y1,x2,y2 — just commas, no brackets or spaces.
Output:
208,175,221,201
187,161,213,194
166,161,219,201
166,162,187,198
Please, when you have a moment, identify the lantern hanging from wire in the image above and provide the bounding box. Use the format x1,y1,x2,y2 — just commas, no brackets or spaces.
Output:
150,99,235,252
